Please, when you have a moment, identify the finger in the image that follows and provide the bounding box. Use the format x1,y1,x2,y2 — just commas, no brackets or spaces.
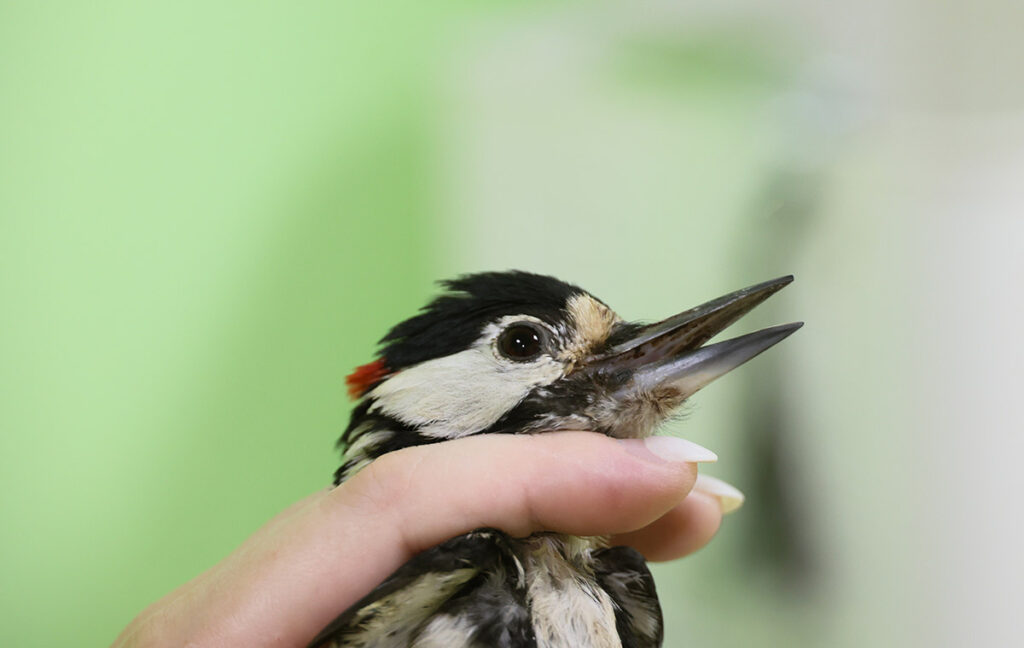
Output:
610,473,745,561
610,492,723,562
190,431,716,646
354,432,716,554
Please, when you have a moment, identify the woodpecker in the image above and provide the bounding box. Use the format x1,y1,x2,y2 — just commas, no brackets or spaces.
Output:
311,271,801,648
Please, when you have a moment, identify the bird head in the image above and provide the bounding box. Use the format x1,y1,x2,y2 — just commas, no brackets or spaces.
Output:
335,271,800,483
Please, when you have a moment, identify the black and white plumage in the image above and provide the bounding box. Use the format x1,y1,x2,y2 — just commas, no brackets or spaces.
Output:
312,271,800,648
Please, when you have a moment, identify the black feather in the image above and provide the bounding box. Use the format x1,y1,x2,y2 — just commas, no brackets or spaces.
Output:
593,546,664,648
333,399,446,485
378,271,589,372
308,529,528,648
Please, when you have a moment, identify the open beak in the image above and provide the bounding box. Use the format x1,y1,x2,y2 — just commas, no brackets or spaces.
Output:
584,276,802,401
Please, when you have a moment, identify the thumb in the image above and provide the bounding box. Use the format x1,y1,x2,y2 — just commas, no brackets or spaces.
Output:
346,431,715,554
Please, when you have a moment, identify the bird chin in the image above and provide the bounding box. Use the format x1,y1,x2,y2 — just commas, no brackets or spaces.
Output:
528,388,688,440
600,386,689,439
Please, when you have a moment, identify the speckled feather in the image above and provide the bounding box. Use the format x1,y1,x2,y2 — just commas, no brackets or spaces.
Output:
308,530,662,648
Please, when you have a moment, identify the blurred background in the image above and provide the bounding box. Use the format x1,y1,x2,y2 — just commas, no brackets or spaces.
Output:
2,1,1022,646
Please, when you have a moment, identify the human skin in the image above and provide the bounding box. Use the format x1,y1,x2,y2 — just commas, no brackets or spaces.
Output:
113,431,734,648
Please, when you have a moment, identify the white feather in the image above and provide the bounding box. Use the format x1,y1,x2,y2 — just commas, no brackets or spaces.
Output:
523,536,622,648
412,614,478,648
368,317,565,439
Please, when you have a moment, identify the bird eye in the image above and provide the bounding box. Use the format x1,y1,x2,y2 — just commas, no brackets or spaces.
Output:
497,323,545,362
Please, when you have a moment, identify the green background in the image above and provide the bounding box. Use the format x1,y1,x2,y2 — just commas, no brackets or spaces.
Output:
0,3,800,645
2,4,442,643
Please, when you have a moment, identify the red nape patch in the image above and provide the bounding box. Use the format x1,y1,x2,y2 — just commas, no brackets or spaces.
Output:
346,359,390,400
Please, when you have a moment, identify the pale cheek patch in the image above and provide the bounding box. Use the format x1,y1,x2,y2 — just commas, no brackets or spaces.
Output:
369,346,564,439
561,294,620,364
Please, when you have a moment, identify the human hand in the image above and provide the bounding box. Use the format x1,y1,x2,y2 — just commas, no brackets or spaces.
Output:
113,431,742,648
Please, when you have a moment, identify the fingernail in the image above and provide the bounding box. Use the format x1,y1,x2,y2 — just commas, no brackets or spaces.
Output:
621,436,718,464
693,474,745,514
